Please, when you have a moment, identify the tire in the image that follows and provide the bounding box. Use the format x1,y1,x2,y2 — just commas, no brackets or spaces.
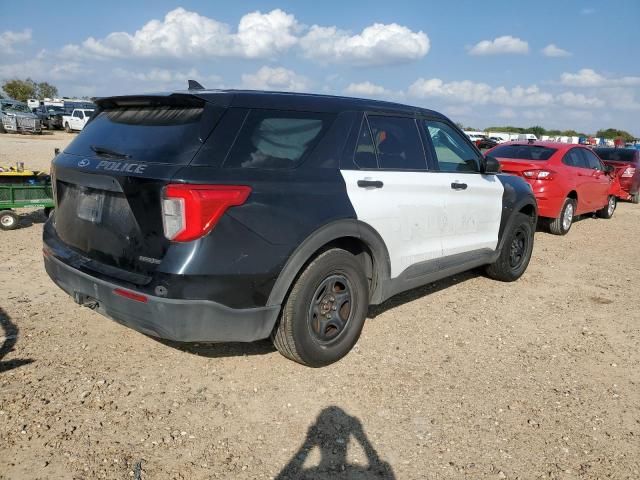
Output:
0,210,19,230
597,195,616,219
272,248,369,367
485,213,534,282
64,122,71,133
631,193,639,204
549,198,576,235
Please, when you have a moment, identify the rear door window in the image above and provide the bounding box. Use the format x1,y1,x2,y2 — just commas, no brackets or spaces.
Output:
367,116,427,170
423,120,479,172
581,149,604,170
562,148,587,168
224,110,334,169
353,118,378,169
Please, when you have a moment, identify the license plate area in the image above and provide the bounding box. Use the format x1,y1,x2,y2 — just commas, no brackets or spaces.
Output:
77,191,105,223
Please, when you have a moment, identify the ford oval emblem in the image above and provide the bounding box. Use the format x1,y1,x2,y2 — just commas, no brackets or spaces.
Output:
78,158,90,167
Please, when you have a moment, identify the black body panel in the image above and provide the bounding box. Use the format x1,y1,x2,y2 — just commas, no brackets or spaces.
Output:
495,173,538,247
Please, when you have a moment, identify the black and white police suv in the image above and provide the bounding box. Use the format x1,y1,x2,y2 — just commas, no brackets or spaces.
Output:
43,87,537,367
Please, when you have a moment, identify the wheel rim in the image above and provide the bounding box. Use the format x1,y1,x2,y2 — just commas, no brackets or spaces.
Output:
607,197,615,216
1,215,15,227
562,203,574,230
307,273,354,345
509,229,528,269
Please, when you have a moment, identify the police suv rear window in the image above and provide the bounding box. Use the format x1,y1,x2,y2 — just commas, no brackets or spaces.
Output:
491,145,557,160
65,105,207,165
224,110,334,169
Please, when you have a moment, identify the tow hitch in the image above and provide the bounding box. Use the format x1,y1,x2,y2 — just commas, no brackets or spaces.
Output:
73,292,99,310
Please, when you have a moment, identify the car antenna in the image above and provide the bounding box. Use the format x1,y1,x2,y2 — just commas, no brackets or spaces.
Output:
188,80,205,90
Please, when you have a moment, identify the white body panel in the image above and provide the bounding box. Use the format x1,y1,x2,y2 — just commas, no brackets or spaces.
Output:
341,170,504,278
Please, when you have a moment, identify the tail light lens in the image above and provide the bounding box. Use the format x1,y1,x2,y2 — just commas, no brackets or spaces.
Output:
522,169,555,180
622,167,636,178
161,184,251,242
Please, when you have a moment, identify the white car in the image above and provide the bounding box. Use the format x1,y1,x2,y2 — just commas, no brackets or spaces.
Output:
62,109,94,132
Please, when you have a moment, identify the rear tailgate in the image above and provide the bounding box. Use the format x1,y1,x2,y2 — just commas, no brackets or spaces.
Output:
50,93,224,281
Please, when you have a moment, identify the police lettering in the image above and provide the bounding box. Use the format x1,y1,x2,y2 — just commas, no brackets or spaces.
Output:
96,160,147,174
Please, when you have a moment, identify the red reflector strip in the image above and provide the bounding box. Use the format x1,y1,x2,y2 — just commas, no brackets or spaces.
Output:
113,288,148,303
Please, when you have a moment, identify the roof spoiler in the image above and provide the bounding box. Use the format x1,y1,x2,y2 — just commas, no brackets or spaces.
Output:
188,80,205,90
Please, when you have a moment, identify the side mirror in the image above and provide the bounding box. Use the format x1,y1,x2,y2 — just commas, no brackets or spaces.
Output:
481,156,501,174
603,164,614,174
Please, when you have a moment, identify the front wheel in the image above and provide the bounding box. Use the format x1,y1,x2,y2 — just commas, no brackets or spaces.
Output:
272,248,369,367
597,195,616,219
549,198,576,235
0,210,19,230
485,213,534,282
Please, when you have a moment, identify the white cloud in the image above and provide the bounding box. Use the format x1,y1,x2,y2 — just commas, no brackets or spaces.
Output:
541,44,571,57
299,23,430,66
408,78,553,107
240,66,309,92
62,8,299,59
560,68,640,87
0,58,84,81
468,35,528,55
0,29,32,54
556,91,604,108
498,108,517,119
60,9,429,67
581,8,596,15
344,81,404,99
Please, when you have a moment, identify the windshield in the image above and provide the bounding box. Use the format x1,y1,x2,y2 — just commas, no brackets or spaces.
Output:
491,144,557,160
594,149,636,163
2,102,30,113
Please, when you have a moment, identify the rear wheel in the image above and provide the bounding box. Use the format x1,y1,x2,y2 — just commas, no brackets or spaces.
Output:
597,195,616,219
272,248,369,367
485,213,534,282
549,198,576,235
0,210,19,230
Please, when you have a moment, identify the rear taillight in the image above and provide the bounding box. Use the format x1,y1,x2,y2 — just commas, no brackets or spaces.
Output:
161,184,251,242
522,169,555,180
622,167,636,178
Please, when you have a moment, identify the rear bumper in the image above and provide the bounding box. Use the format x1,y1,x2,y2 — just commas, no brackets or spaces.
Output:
43,253,280,343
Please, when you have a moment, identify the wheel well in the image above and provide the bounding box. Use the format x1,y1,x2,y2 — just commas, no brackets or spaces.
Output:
317,237,376,291
518,203,536,219
567,190,578,201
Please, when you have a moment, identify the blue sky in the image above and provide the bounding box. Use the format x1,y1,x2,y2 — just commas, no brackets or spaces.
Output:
1,0,639,134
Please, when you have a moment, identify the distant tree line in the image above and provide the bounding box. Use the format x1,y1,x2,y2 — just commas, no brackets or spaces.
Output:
1,78,59,103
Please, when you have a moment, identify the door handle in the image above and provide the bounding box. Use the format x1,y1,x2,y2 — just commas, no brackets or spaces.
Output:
451,182,468,190
357,179,384,189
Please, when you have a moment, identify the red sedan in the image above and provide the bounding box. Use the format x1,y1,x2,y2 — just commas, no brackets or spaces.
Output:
486,142,618,235
594,148,640,204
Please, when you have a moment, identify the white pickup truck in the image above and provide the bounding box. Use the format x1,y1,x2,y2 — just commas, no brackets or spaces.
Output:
62,108,94,132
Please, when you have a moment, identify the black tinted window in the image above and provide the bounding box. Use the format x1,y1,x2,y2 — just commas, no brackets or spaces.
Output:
367,116,426,170
224,110,333,169
353,118,377,169
581,149,603,170
594,148,637,163
491,145,557,160
423,120,479,172
562,149,587,168
65,105,209,164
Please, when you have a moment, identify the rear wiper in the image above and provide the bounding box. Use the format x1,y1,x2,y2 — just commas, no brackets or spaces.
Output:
90,145,131,159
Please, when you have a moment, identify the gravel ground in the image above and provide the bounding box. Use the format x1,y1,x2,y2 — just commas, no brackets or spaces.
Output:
1,131,639,479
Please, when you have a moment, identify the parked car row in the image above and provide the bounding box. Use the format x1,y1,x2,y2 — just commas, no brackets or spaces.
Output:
1,98,96,134
41,87,638,368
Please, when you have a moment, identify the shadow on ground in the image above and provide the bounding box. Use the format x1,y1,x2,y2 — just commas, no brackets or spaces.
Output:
276,406,395,479
0,307,34,373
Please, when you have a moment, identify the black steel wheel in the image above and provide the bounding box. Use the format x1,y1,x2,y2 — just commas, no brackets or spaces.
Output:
272,249,369,367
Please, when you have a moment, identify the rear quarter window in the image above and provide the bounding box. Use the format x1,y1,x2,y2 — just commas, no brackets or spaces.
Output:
224,110,334,169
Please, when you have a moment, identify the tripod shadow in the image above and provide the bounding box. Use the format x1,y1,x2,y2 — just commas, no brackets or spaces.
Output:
0,307,34,373
276,406,395,479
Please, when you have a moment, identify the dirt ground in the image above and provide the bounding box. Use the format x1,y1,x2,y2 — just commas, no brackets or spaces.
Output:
1,131,639,479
